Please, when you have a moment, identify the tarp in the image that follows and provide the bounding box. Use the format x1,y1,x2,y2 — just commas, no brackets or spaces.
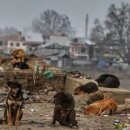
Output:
43,70,54,79
97,58,109,68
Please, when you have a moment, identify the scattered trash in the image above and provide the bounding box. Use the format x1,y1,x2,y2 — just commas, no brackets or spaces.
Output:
41,114,52,120
65,70,91,79
29,120,45,127
43,70,54,79
113,119,130,129
103,115,109,117
22,90,30,100
30,109,35,112
122,126,130,130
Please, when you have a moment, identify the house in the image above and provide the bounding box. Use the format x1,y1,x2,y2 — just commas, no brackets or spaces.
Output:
0,32,43,55
44,51,72,68
24,33,43,54
35,35,72,68
69,38,95,66
0,39,7,53
0,32,24,54
46,35,71,47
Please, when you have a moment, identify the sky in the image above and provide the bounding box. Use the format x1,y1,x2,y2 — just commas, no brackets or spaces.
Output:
0,0,130,37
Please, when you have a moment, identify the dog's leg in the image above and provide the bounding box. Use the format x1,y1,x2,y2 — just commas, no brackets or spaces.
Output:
51,108,57,127
98,105,108,116
69,110,78,127
59,112,70,126
7,105,13,126
15,107,21,126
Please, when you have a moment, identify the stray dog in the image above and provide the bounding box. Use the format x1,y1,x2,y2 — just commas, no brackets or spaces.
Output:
95,74,120,88
13,62,29,69
84,98,117,116
74,82,98,95
51,91,78,128
11,48,26,63
3,80,24,126
86,90,104,105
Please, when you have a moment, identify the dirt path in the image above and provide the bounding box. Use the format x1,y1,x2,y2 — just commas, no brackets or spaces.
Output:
0,96,127,130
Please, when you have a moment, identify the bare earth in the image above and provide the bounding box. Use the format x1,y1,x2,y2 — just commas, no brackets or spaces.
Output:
0,67,130,130
0,97,125,130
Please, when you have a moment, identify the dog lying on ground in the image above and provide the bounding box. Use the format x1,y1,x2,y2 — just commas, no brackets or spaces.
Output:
13,62,29,69
84,98,117,116
95,74,120,88
86,90,104,105
51,91,78,128
74,82,98,95
3,80,24,126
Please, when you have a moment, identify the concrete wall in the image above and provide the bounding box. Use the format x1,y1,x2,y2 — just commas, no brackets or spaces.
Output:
2,70,66,93
65,76,130,104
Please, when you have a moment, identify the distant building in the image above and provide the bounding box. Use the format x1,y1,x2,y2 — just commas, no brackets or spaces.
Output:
0,32,43,55
69,38,95,66
46,35,71,47
24,33,43,54
35,35,72,68
0,39,7,53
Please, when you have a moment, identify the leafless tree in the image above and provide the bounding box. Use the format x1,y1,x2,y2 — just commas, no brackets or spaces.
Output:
105,2,130,62
32,9,75,43
90,18,105,57
0,27,18,36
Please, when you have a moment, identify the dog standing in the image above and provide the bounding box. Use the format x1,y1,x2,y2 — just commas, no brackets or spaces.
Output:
51,91,78,128
3,80,24,126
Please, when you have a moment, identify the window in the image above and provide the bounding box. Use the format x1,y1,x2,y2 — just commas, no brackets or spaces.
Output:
81,48,86,53
16,43,20,47
10,43,13,46
29,48,32,51
23,43,26,46
71,47,74,52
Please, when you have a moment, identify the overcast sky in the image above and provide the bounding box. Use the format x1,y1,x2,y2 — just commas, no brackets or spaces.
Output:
0,0,130,37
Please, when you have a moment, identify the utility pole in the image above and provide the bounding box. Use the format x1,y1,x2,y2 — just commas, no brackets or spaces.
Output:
85,14,89,39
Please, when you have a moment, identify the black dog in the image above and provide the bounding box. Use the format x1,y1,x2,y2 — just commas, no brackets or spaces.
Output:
3,80,24,126
13,62,29,69
51,91,78,128
74,82,98,95
95,74,120,88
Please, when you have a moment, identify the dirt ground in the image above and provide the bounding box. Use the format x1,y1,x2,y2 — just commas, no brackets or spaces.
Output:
0,67,130,130
0,93,127,130
0,95,125,130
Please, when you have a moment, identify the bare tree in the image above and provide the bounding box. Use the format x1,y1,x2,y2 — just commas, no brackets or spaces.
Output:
32,9,75,43
90,18,105,56
105,3,130,62
0,27,18,36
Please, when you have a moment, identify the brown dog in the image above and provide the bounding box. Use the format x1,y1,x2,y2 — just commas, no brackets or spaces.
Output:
51,91,78,128
3,80,24,126
84,98,117,116
74,82,98,95
11,48,26,63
